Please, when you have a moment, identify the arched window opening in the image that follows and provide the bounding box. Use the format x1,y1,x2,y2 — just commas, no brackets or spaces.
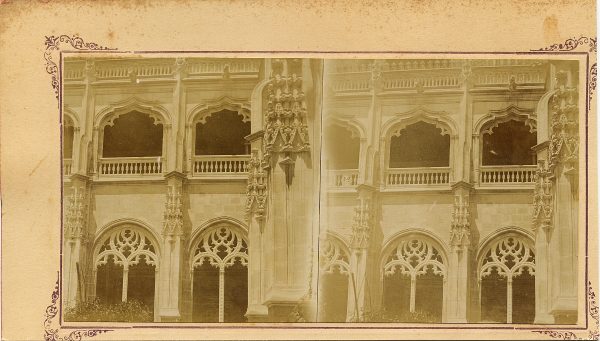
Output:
482,120,536,166
323,125,360,170
191,223,248,323
103,111,163,157
195,110,250,156
479,234,535,324
382,237,446,322
94,226,159,319
389,121,450,168
318,237,351,322
95,256,123,305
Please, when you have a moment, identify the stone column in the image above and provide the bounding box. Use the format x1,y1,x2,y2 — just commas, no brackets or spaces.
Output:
158,171,185,322
62,174,91,308
447,181,472,323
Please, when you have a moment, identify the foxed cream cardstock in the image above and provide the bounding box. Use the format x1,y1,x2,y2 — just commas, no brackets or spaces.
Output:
0,1,597,340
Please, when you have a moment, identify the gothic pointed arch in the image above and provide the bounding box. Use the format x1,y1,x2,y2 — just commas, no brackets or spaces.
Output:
188,218,249,322
187,97,251,157
91,219,161,320
379,229,449,322
476,228,535,324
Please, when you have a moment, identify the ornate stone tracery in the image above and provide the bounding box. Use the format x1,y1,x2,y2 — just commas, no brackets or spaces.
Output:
319,235,351,275
190,223,248,323
95,226,159,269
479,234,535,280
383,238,446,279
191,224,249,270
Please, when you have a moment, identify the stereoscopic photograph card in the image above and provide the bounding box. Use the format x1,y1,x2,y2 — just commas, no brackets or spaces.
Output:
0,1,597,340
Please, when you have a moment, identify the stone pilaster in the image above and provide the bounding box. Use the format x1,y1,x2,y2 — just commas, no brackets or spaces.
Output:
158,171,185,322
447,181,472,323
62,174,91,308
260,59,316,322
346,184,376,321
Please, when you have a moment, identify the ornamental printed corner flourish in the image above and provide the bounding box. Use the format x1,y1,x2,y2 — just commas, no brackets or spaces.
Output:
44,34,115,341
44,273,112,341
44,34,598,340
44,34,115,102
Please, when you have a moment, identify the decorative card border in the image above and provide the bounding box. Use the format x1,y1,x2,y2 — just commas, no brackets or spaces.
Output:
44,34,598,340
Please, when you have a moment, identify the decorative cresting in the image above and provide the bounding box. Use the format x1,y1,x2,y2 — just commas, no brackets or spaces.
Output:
95,225,159,269
479,234,535,323
245,150,268,222
383,236,447,313
190,223,248,322
319,235,351,275
450,192,470,247
532,159,553,232
64,187,88,240
162,186,183,237
263,59,310,159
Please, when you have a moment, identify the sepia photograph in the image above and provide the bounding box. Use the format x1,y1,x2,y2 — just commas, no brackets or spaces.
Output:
61,56,322,323
0,1,595,340
318,58,580,324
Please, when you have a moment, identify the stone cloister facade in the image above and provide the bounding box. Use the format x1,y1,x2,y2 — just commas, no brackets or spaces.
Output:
62,57,321,322
318,59,580,324
62,57,581,324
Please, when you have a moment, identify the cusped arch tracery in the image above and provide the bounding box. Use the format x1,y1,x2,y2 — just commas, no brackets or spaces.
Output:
476,105,537,136
319,233,351,275
95,97,172,129
382,232,447,279
190,223,249,271
94,224,159,270
187,96,251,125
478,232,535,280
382,107,457,139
